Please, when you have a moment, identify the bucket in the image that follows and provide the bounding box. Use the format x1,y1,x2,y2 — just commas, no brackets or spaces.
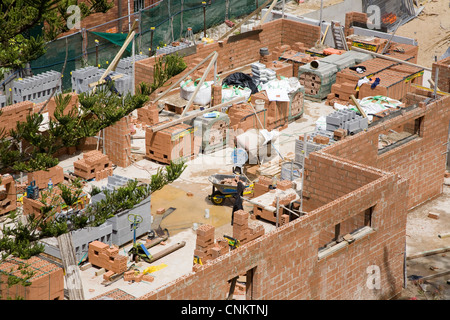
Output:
255,99,265,111
280,161,303,181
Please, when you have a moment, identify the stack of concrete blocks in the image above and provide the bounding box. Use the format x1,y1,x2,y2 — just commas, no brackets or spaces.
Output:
193,224,229,268
0,94,6,108
294,132,333,164
12,71,61,104
240,19,258,33
71,66,132,96
73,150,113,181
298,61,338,100
155,42,191,56
192,112,230,154
326,109,368,136
88,241,128,275
115,54,149,76
41,221,114,263
232,210,264,245
251,62,276,85
90,175,152,247
71,66,100,93
319,52,357,72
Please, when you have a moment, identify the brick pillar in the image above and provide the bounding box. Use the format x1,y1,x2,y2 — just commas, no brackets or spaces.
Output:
432,57,450,93
104,115,132,168
211,84,222,106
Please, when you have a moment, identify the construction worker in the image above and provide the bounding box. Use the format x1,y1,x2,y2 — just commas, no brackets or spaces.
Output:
231,176,244,226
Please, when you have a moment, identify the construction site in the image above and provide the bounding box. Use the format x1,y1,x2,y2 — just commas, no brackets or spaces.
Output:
0,0,449,303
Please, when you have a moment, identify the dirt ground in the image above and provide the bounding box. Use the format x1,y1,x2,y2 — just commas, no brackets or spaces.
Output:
390,0,450,68
396,181,450,300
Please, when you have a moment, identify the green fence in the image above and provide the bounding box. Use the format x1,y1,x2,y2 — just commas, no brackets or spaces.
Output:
29,0,259,90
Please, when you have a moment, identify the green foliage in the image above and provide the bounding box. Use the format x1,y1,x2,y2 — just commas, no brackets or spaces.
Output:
0,88,149,172
150,167,168,193
59,183,82,208
85,179,151,227
138,53,187,97
0,0,114,78
165,160,187,183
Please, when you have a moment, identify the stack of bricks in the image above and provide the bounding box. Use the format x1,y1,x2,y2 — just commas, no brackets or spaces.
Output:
253,176,272,197
358,69,414,101
228,103,268,133
27,165,64,189
0,256,64,300
432,56,450,93
279,44,320,78
145,121,196,164
0,174,17,216
88,241,128,275
313,135,330,145
137,102,159,126
345,11,368,36
0,101,34,136
193,224,229,268
73,150,113,181
266,60,294,79
232,210,264,245
211,84,222,106
104,116,132,168
348,37,388,54
333,128,347,141
123,270,154,283
327,58,398,106
276,179,293,191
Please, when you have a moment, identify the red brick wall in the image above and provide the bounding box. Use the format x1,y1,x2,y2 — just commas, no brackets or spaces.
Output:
135,19,321,92
323,95,450,209
0,101,34,136
104,115,132,167
432,56,450,93
137,156,408,300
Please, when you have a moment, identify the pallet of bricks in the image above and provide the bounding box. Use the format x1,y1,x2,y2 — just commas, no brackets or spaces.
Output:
327,57,399,106
0,174,16,216
193,224,229,270
145,120,197,164
359,64,425,101
0,101,33,135
298,61,338,101
73,150,113,181
233,210,264,244
137,102,159,126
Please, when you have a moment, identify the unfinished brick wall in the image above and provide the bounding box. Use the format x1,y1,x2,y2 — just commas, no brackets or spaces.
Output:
135,19,320,92
88,241,128,274
345,11,368,36
0,256,64,300
137,156,408,300
0,174,16,216
323,95,450,209
104,115,132,168
432,56,450,93
27,165,64,190
0,101,34,136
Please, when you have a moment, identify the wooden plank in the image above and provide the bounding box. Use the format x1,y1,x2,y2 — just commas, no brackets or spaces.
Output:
260,0,278,25
57,233,85,300
181,52,218,117
153,51,217,103
406,246,450,260
150,96,246,132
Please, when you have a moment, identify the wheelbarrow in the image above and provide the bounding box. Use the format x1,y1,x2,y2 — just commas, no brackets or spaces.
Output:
207,174,253,206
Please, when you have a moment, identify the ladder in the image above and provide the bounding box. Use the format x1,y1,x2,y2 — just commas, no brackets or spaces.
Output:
331,21,348,51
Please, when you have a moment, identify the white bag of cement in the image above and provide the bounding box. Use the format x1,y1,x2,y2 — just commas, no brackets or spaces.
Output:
261,78,301,101
180,80,214,106
315,115,327,131
221,86,252,103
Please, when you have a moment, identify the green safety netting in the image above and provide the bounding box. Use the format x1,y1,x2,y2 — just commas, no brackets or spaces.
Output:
29,0,259,91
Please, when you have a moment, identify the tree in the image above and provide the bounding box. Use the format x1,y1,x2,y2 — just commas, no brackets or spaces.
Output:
0,0,114,79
